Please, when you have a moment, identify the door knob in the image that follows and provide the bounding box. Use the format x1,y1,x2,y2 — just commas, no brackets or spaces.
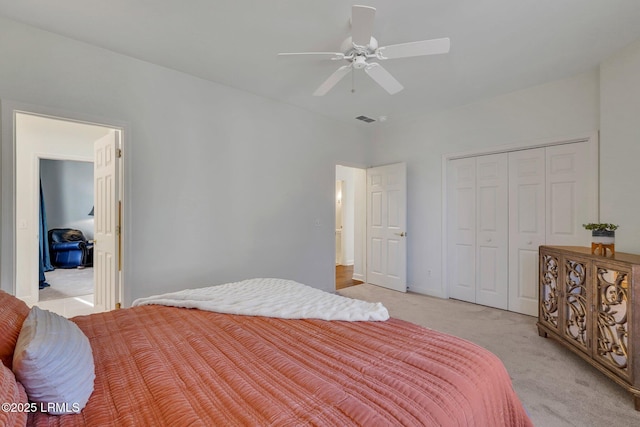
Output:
395,232,407,237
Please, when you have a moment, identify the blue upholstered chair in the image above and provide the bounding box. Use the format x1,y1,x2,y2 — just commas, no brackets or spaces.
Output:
48,228,93,269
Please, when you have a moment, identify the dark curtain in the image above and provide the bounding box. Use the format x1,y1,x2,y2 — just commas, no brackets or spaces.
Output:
38,180,53,289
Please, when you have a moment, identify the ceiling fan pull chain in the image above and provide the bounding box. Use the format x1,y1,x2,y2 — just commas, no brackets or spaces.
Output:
351,67,355,93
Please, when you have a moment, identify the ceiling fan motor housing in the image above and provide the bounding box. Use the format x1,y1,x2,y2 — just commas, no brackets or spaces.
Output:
341,36,378,56
353,55,368,69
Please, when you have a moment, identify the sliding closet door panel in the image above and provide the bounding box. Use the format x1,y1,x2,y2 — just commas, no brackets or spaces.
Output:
447,138,597,315
509,148,546,316
447,158,476,303
546,143,592,246
476,154,508,309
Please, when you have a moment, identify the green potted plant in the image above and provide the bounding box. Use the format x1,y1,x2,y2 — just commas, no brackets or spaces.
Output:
583,223,619,244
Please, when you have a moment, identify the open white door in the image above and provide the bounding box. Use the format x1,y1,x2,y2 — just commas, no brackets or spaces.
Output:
366,163,407,292
93,131,119,312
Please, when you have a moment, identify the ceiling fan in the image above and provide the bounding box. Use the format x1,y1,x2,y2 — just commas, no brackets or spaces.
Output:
278,5,450,96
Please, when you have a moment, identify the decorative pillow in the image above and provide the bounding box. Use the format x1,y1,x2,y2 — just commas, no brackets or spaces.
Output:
0,362,28,427
12,306,95,415
0,290,31,370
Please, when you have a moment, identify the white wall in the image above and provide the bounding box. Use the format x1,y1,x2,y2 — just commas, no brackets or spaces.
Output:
336,165,356,265
0,17,369,303
41,159,95,239
600,38,640,254
370,71,600,297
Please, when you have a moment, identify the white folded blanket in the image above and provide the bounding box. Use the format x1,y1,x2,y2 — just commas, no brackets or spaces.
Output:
132,278,389,321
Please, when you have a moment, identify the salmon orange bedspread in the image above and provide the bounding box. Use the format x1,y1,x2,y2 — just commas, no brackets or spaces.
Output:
28,305,531,426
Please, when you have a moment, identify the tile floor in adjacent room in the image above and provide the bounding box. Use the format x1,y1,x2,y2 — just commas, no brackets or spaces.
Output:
35,293,99,318
36,267,101,318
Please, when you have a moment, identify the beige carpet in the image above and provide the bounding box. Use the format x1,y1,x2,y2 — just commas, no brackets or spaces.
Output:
39,267,94,301
338,284,640,427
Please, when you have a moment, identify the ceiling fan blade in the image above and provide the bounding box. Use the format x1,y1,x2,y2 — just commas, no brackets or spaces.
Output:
351,5,376,46
277,52,345,60
364,63,403,95
376,38,450,59
313,65,352,96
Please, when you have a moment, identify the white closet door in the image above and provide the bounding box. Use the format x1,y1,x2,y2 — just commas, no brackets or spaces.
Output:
475,154,508,309
546,143,592,246
447,139,596,315
447,158,476,303
508,148,546,316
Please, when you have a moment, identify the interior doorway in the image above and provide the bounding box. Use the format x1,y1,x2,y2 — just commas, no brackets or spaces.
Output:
14,112,122,317
335,165,366,290
39,158,95,306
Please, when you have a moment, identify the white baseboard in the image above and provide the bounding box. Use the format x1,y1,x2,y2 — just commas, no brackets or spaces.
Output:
352,273,365,282
408,286,447,299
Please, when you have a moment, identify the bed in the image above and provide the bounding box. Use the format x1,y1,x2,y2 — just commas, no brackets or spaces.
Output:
1,279,532,426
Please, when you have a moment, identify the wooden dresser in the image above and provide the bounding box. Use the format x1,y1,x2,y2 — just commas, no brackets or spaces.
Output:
538,245,640,410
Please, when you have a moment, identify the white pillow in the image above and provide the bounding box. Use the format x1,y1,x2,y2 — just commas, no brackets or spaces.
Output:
12,306,95,415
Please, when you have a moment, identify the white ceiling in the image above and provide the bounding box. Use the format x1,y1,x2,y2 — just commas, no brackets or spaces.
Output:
2,1,640,126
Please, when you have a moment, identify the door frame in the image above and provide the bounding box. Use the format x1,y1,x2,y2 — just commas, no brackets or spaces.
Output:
334,163,407,292
0,100,129,306
441,131,599,300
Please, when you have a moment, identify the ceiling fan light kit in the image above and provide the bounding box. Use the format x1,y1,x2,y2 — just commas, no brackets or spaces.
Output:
278,5,450,96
